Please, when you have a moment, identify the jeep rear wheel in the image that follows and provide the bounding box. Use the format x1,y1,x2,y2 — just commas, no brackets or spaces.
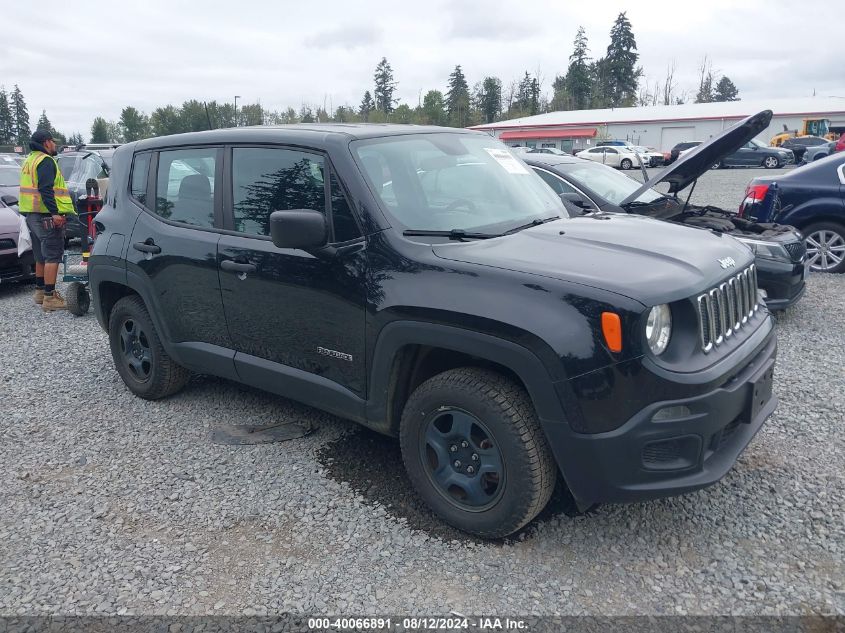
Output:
399,368,555,538
108,295,190,399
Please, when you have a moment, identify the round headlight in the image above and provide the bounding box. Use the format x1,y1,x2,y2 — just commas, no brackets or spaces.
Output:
646,304,672,355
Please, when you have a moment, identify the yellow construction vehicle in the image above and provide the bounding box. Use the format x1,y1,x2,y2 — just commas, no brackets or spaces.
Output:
770,118,837,146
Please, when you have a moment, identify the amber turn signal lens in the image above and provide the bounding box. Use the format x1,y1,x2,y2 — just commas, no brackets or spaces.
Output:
601,312,623,353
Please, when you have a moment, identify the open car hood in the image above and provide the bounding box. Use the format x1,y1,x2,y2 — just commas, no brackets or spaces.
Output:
619,110,773,206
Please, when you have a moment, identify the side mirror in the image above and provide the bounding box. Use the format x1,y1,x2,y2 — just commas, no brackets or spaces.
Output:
269,209,327,251
1,194,18,207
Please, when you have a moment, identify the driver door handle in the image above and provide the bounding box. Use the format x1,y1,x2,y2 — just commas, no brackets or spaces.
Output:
220,259,257,274
133,241,161,254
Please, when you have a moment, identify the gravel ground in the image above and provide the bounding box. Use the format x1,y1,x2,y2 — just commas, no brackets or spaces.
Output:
1,174,843,617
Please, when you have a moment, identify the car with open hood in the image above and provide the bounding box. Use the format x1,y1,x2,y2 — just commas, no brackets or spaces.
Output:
89,124,777,538
526,110,807,311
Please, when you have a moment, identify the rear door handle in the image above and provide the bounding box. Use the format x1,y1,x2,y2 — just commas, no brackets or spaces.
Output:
220,260,257,274
133,241,161,254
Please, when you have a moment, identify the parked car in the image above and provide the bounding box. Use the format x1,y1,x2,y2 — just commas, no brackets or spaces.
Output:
527,147,568,155
89,124,777,538
631,145,665,167
55,149,115,244
665,141,701,165
0,165,20,205
740,151,845,273
576,145,640,169
527,110,808,311
800,141,837,164
0,197,35,283
836,133,845,153
684,138,793,169
779,136,829,163
0,153,24,166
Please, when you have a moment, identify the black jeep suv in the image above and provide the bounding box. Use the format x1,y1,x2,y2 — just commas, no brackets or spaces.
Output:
89,125,778,538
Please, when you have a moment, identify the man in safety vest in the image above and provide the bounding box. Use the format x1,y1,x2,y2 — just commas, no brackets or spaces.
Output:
19,130,77,311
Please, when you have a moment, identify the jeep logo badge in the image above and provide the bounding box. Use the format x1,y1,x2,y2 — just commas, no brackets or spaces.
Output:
718,257,736,269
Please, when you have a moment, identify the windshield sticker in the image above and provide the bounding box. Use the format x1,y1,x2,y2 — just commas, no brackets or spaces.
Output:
484,148,530,175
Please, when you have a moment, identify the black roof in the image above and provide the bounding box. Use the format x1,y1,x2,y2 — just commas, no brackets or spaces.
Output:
133,123,483,151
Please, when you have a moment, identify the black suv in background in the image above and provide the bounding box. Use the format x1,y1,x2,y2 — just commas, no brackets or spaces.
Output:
89,125,777,538
666,141,700,164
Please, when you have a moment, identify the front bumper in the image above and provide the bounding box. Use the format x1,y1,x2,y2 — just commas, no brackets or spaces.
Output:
544,324,777,508
756,255,806,310
0,248,35,283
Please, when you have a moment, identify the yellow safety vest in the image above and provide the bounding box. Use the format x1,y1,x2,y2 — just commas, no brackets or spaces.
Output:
18,151,75,215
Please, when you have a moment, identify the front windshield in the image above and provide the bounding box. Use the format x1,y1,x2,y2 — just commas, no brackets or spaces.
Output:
560,161,664,205
0,167,20,187
353,133,567,234
56,156,77,179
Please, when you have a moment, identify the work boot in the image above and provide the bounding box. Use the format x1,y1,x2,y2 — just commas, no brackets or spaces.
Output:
42,290,67,312
33,288,45,305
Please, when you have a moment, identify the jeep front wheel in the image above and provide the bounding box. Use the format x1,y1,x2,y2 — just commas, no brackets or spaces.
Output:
399,367,556,538
108,295,190,399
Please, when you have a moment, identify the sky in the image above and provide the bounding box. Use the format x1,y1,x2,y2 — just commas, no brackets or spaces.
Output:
2,0,843,137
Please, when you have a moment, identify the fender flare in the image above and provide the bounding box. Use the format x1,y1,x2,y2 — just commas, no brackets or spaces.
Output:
366,321,567,430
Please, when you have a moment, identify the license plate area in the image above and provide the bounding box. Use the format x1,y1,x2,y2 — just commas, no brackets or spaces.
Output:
745,365,775,423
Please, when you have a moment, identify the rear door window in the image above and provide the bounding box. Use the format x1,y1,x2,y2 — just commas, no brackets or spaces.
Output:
130,153,151,206
155,148,217,228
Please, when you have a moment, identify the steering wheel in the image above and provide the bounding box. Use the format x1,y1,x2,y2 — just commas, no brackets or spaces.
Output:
445,198,479,214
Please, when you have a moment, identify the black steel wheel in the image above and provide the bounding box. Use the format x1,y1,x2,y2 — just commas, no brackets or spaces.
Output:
65,282,90,316
108,295,190,399
400,367,556,538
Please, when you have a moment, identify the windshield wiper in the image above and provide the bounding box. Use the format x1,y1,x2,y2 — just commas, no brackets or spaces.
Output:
623,195,674,208
403,229,501,241
502,216,561,235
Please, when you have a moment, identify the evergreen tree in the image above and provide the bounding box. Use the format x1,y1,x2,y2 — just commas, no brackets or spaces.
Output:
565,26,592,110
373,57,398,115
119,106,150,141
604,12,641,106
11,85,31,146
67,132,84,146
550,75,570,111
713,76,740,102
90,117,110,143
36,110,52,133
240,103,264,126
476,77,502,123
589,58,613,108
392,104,413,124
0,87,13,145
150,105,184,136
514,72,539,114
300,105,315,123
359,91,374,122
446,65,471,127
421,90,446,125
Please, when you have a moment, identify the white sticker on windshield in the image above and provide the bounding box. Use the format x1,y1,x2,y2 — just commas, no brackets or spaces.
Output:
484,148,530,175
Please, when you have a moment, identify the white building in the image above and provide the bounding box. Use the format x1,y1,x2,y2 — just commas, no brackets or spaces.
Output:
470,97,845,154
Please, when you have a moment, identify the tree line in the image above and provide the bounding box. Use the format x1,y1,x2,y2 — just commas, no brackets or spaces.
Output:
3,12,742,148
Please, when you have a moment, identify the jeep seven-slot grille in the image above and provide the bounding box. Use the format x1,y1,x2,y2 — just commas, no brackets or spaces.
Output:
697,265,758,352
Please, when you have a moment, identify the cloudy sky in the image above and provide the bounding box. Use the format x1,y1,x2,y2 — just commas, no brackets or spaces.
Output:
2,0,842,137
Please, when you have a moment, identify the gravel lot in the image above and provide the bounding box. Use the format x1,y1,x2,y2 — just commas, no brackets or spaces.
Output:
1,168,843,618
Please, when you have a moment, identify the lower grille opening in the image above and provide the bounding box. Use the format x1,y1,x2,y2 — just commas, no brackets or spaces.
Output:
642,435,701,471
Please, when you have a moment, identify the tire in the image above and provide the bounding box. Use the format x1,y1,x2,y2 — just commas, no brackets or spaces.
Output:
763,156,780,169
620,158,633,170
812,153,828,161
65,281,90,316
108,295,190,399
399,367,556,538
803,222,845,273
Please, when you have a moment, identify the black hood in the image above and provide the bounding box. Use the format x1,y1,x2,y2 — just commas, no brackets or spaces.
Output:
433,214,754,306
619,110,773,206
